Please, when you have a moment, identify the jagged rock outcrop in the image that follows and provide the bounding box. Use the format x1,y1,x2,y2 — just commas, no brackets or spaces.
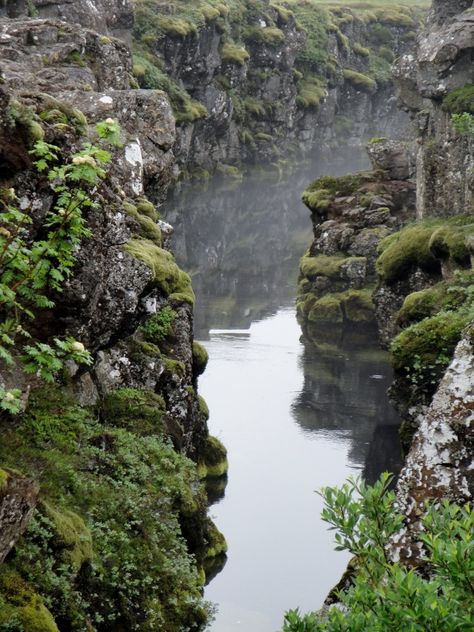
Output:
0,470,39,564
132,1,423,175
0,0,134,38
297,141,415,344
394,0,474,217
393,325,474,563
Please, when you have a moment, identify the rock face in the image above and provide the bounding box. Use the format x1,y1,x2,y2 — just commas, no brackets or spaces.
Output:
394,0,474,217
132,1,423,175
297,143,416,344
0,470,39,564
0,3,227,630
393,326,474,563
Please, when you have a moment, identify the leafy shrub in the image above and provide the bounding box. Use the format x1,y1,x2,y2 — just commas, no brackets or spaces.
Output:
283,474,474,631
141,306,176,344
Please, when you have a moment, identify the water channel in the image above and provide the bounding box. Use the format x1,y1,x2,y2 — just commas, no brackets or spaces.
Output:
164,153,403,631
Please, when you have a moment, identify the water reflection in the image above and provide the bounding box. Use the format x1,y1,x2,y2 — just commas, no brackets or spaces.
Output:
292,327,403,483
164,154,402,630
164,151,369,338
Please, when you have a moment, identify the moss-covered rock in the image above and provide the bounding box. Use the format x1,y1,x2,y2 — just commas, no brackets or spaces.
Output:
40,503,93,571
101,387,166,434
0,570,59,632
376,221,442,282
391,311,469,392
202,518,227,560
124,239,195,303
197,436,228,479
308,294,344,323
192,341,209,377
198,395,209,421
377,217,474,283
300,254,365,281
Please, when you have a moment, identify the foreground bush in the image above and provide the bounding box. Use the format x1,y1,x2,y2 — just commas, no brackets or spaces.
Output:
283,474,474,631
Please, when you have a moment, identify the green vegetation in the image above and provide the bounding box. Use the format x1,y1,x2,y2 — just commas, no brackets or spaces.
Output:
0,385,215,630
284,473,474,631
192,341,209,376
391,311,469,392
450,112,474,136
298,288,374,325
302,172,370,212
443,84,474,114
376,217,474,395
141,306,177,344
101,388,166,434
300,254,365,280
197,435,228,479
245,25,285,46
221,41,250,65
376,216,474,283
0,118,123,413
124,239,195,303
343,68,377,93
296,75,326,109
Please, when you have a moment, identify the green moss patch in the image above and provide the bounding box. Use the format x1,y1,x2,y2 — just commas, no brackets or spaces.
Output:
377,217,474,283
0,468,8,492
101,387,166,434
40,503,93,571
391,311,469,392
376,221,441,283
192,341,209,376
300,254,365,280
0,570,59,632
304,288,375,324
197,436,228,479
343,68,377,93
442,84,474,114
124,239,195,303
221,42,250,65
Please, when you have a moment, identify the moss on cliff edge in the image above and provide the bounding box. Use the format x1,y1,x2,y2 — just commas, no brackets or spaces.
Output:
377,216,474,283
124,238,195,304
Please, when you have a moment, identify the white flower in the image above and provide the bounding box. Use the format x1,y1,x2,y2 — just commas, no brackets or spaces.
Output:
8,188,15,199
71,341,85,353
4,391,16,402
105,118,115,125
72,155,97,167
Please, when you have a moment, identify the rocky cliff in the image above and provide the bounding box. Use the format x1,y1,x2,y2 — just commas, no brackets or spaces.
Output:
298,0,474,574
0,2,227,630
131,0,423,176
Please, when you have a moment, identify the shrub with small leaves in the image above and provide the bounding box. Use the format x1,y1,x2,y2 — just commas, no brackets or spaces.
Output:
283,474,474,631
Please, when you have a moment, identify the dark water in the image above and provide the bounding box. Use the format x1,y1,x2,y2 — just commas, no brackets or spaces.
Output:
163,153,403,631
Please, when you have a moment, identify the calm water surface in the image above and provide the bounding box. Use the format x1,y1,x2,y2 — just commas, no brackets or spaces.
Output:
164,154,402,631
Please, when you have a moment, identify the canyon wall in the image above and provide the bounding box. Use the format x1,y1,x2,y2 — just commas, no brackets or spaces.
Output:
298,0,474,567
0,2,226,629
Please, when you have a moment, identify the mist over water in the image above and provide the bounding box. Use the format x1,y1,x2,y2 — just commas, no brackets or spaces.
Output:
164,152,403,631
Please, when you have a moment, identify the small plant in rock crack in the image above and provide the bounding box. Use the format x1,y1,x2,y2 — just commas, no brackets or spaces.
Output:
140,306,177,344
0,119,121,413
